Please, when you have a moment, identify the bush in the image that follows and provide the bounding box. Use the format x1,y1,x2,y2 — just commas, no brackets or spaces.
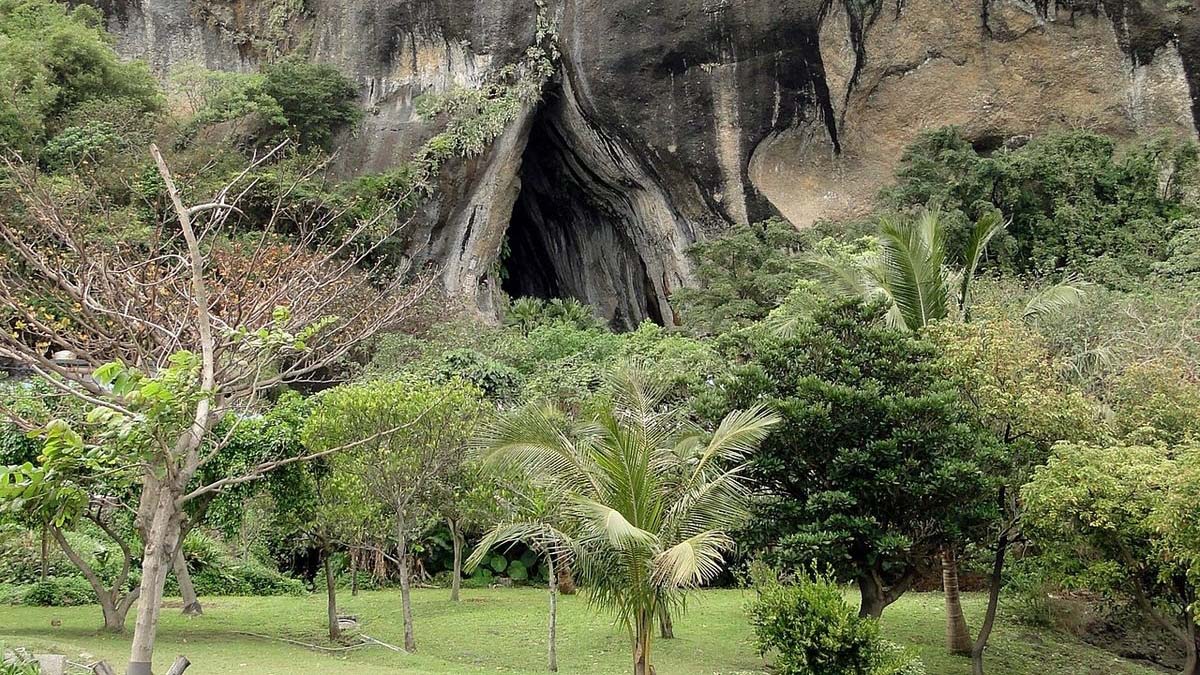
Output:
746,565,925,675
22,577,95,606
0,0,160,151
0,583,24,605
191,559,305,597
0,525,113,586
259,58,361,150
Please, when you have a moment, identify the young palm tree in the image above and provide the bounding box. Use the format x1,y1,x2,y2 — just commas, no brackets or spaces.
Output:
473,365,779,675
467,488,572,672
804,206,1085,656
804,206,1082,331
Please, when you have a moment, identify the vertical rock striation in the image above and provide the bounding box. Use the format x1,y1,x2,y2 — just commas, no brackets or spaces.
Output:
99,0,1200,326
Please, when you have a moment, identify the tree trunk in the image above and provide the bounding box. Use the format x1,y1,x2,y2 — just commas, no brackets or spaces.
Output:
127,480,183,675
557,564,577,595
100,598,127,633
397,515,416,653
164,656,190,675
943,549,973,655
547,553,558,673
449,519,463,603
971,533,1009,675
324,551,341,642
1183,610,1198,675
658,606,674,639
857,575,887,619
856,566,913,619
633,610,653,675
40,526,48,582
50,526,128,632
350,549,359,597
174,549,202,617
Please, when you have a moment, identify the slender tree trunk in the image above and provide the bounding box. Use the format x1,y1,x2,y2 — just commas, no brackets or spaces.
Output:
633,610,653,675
971,534,1009,675
127,480,183,675
324,551,341,642
40,526,48,582
449,519,463,602
350,549,359,597
547,553,558,673
397,515,416,653
50,526,129,632
943,549,972,654
658,606,674,639
174,549,202,616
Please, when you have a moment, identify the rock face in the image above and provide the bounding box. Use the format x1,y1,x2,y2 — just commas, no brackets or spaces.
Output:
101,0,1200,327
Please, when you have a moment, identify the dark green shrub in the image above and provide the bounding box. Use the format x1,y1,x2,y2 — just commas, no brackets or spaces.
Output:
746,565,925,675
260,58,361,150
39,121,122,171
432,349,523,401
885,127,1199,287
22,577,95,606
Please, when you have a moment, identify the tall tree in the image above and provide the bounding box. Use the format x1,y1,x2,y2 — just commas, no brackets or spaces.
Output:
709,299,991,619
805,206,1082,651
303,377,485,653
0,146,428,674
928,318,1099,673
475,364,779,675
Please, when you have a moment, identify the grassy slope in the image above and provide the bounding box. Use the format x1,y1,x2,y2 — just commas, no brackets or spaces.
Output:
0,588,1157,674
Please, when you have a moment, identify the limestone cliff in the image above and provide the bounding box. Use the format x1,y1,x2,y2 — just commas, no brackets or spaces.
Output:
99,0,1200,327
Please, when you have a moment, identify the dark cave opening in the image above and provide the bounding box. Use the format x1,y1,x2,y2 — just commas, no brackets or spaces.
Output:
499,92,666,330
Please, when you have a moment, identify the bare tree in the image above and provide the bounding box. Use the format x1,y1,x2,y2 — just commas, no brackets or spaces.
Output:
0,143,431,675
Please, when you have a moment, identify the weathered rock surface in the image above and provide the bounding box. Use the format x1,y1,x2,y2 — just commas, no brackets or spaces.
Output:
99,0,1200,327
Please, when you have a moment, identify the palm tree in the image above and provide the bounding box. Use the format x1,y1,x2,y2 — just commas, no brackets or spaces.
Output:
467,488,572,672
473,364,779,675
804,206,1085,657
804,206,1083,331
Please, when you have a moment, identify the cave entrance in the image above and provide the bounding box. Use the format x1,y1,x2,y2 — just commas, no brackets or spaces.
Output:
499,90,665,330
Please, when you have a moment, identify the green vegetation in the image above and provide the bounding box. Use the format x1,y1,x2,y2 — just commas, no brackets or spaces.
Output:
706,299,990,618
2,3,1199,672
885,127,1199,287
0,0,160,153
0,589,1163,674
747,565,923,675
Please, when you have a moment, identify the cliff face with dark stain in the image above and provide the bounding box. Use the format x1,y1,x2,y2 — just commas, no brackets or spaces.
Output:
100,0,1200,327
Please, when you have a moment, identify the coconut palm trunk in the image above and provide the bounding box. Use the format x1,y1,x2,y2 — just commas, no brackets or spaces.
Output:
547,552,559,672
942,549,972,654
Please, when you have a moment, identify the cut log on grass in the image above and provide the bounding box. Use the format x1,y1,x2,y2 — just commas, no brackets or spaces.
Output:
165,655,190,675
34,654,64,675
91,662,116,675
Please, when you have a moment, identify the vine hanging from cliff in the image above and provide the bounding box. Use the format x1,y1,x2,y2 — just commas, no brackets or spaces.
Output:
352,0,560,206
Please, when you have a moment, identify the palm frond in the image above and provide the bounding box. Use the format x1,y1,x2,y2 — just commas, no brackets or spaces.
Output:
1022,281,1087,324
690,406,780,479
572,497,660,550
466,520,575,571
802,253,876,299
651,530,734,588
473,402,601,495
959,207,1007,313
877,211,950,330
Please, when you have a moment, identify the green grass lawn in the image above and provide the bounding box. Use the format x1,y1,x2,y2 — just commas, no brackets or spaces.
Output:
0,588,1158,674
